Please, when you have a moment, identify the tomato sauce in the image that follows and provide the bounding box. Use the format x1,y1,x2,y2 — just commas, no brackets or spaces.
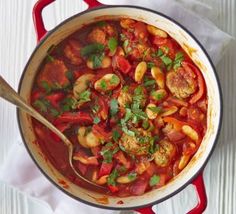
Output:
31,19,207,196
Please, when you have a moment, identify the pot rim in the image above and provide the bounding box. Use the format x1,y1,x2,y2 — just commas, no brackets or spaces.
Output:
17,4,223,210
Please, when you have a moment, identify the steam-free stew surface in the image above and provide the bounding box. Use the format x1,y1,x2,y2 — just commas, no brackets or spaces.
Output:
31,19,207,196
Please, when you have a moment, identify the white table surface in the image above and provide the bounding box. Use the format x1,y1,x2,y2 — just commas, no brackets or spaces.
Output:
0,0,235,213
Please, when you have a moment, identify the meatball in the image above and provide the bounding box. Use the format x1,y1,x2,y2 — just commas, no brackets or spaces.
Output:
88,24,117,45
154,140,176,167
119,129,151,156
64,40,83,65
166,67,197,99
37,59,69,89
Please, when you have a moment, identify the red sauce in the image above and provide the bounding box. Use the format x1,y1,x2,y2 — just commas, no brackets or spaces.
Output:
31,19,207,197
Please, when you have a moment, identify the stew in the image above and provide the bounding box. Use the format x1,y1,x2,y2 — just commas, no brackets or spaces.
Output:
31,18,207,196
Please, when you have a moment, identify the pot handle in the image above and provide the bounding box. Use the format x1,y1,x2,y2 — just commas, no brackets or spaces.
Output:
33,0,104,42
33,0,55,42
135,171,207,214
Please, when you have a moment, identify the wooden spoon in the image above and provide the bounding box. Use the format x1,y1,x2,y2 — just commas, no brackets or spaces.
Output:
0,75,105,189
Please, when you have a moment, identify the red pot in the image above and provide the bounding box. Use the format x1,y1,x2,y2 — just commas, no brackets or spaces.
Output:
17,0,223,213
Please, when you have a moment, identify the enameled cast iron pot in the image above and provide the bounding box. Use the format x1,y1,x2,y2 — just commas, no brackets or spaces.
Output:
17,0,223,213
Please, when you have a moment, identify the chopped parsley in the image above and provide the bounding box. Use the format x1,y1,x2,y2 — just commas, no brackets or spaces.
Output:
80,43,105,57
160,55,173,70
61,97,77,111
107,169,119,186
147,62,155,69
110,99,119,116
149,136,159,154
33,99,49,113
40,81,51,93
148,106,162,114
65,70,74,82
142,120,150,130
93,116,101,124
110,74,120,85
100,79,107,90
173,52,184,70
46,54,54,62
151,91,165,101
112,130,121,142
96,21,107,27
78,90,91,104
149,175,160,187
108,37,118,53
127,172,137,181
33,98,60,117
89,54,104,69
144,78,156,87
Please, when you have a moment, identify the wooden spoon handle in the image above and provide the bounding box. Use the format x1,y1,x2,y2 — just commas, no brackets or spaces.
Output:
0,75,71,147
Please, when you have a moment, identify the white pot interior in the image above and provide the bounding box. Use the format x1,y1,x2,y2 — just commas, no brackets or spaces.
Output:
18,6,222,209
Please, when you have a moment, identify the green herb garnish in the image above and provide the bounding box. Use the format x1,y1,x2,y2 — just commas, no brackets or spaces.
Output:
112,130,121,142
78,90,91,104
40,81,51,93
108,37,118,53
110,99,119,116
100,79,107,90
148,106,162,113
93,116,101,124
173,52,184,70
127,172,137,181
89,54,104,69
149,175,160,187
80,43,105,57
147,62,155,69
65,70,74,82
96,21,107,27
110,74,120,85
107,169,119,186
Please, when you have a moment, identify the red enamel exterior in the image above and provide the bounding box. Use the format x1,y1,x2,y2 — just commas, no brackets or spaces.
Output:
32,0,207,213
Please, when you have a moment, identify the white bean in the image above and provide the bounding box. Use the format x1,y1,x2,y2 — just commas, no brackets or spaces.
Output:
147,25,168,38
135,61,147,83
182,125,199,142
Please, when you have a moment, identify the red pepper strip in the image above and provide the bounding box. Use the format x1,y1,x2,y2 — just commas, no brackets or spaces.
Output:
167,96,188,107
45,92,65,107
99,162,113,177
50,122,71,142
182,62,205,104
92,124,112,141
54,112,93,125
116,56,132,74
98,98,108,120
163,117,186,131
108,185,119,193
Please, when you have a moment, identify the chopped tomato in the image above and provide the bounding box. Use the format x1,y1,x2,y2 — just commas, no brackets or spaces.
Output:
108,185,119,193
99,162,113,177
31,90,42,102
45,92,65,107
115,56,132,74
182,62,205,104
134,22,148,42
114,151,131,169
92,124,112,141
54,112,93,125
